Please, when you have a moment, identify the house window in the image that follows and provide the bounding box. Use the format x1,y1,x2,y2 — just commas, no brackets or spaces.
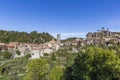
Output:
32,53,34,55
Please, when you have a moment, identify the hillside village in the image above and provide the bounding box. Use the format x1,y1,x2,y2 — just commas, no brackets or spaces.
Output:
1,28,120,59
0,38,60,59
1,29,120,80
63,28,120,46
86,28,120,45
1,0,120,79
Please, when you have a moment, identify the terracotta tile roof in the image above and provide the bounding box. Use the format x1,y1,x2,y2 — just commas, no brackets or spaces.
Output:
8,45,15,48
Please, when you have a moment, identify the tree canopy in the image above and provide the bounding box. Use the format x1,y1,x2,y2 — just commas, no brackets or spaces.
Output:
64,47,120,80
24,59,50,80
0,30,53,44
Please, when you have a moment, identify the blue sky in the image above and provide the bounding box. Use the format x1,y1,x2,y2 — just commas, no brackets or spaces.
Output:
0,0,120,39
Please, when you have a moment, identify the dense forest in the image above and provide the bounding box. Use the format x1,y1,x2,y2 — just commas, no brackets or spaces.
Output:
0,30,53,44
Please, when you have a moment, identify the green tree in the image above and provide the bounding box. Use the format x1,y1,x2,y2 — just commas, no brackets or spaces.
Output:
16,50,21,55
25,54,31,59
0,30,53,44
51,53,57,61
49,66,63,80
1,51,12,59
24,59,50,80
64,66,73,80
65,47,120,80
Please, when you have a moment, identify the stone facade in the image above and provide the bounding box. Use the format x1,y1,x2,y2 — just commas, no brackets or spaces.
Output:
86,29,120,45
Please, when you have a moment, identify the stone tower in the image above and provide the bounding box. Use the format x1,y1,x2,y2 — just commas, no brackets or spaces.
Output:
57,34,61,44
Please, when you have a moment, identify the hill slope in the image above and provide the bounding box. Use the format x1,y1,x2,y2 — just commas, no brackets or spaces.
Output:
0,30,53,44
